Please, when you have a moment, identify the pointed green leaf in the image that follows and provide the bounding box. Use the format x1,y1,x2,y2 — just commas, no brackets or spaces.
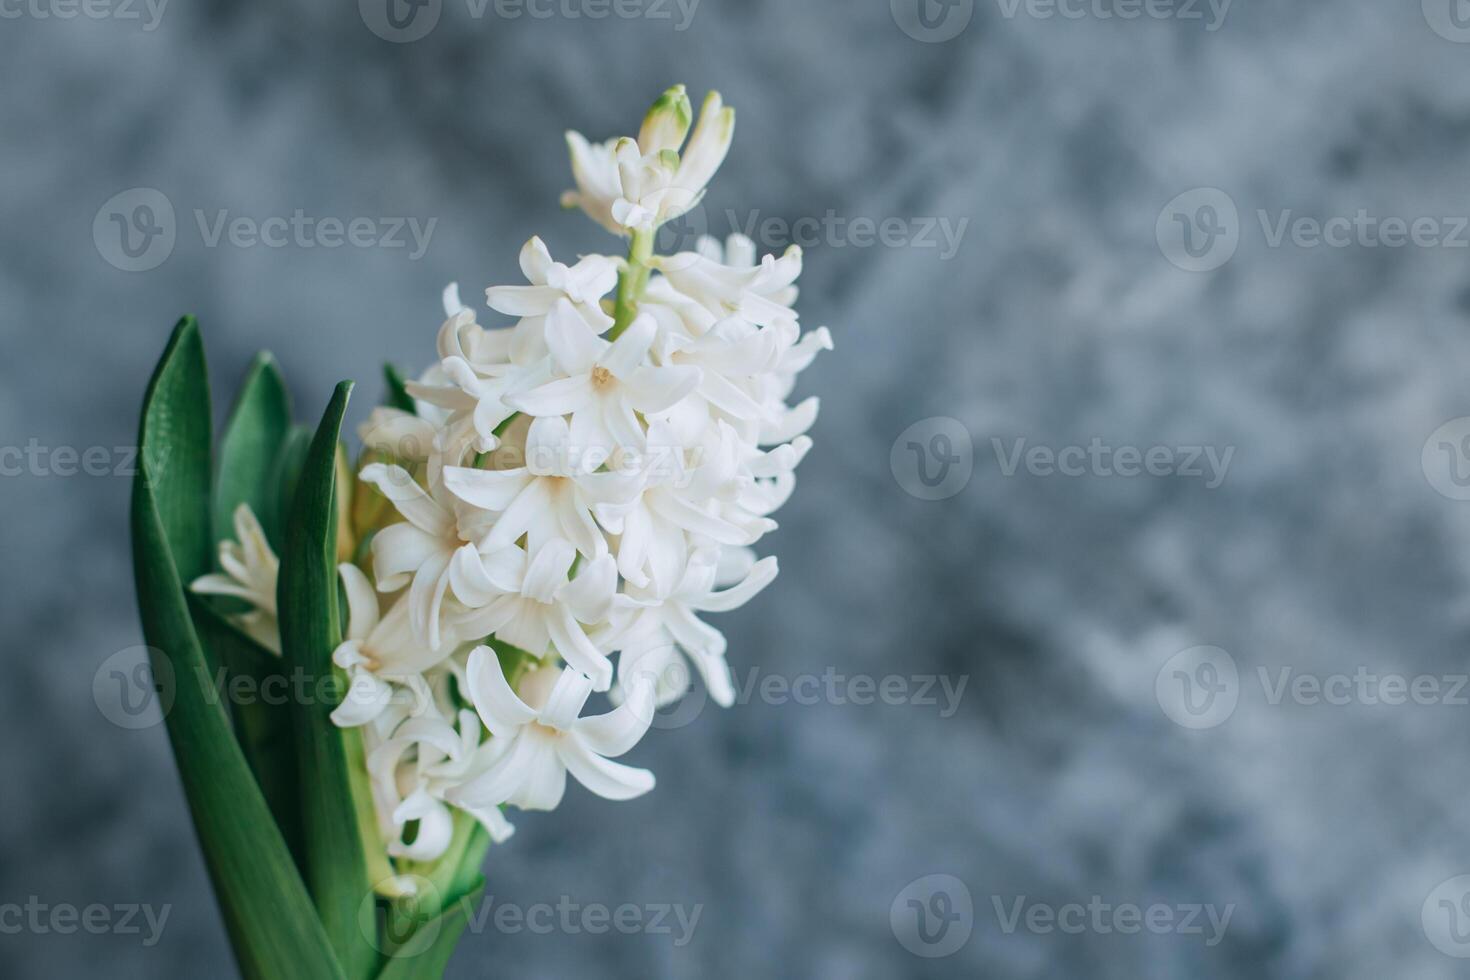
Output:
278,381,378,980
382,364,416,414
216,353,292,549
132,317,346,980
373,878,485,980
189,595,303,866
265,424,313,545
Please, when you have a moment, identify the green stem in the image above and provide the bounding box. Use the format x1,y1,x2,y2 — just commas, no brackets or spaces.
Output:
608,227,654,340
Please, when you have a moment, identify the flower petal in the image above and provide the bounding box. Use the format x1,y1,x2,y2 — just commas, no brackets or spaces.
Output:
443,465,531,512
557,738,655,801
370,522,443,593
598,314,656,379
359,463,451,537
545,299,608,376
506,374,594,418
575,678,655,757
691,555,778,612
466,645,537,737
485,284,563,317
338,563,380,641
625,365,703,415
537,667,595,731
521,539,576,603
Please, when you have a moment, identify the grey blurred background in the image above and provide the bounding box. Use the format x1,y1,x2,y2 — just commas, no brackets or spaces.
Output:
7,0,1470,976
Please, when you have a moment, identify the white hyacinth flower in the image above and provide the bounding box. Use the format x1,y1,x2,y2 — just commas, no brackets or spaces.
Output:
484,237,618,355
505,304,702,461
367,706,516,861
358,462,495,651
616,548,779,708
191,503,282,654
441,414,642,559
299,85,830,881
448,652,656,812
562,87,735,235
448,538,632,691
330,563,448,728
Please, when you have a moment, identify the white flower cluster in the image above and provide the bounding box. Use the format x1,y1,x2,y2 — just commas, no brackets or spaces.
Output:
195,86,830,872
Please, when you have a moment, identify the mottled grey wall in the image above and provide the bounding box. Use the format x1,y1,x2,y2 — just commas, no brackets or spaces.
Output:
6,0,1470,977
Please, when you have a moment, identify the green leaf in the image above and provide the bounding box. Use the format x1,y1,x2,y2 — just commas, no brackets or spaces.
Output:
373,878,485,980
266,424,313,545
132,317,346,980
189,595,303,867
216,353,292,550
278,381,378,980
382,364,416,414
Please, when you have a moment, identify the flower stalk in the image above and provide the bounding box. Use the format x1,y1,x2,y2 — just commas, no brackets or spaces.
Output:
609,226,654,340
134,83,830,979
